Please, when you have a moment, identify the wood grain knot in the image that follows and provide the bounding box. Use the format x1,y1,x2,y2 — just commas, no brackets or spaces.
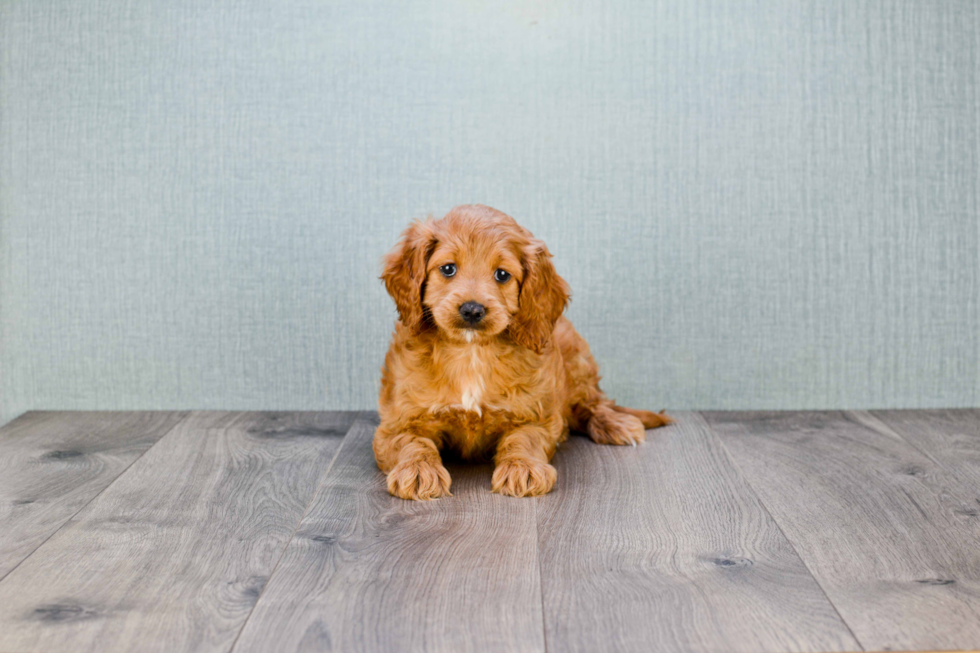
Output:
42,450,85,461
899,464,926,477
251,427,347,440
708,556,753,569
32,602,101,622
242,576,268,600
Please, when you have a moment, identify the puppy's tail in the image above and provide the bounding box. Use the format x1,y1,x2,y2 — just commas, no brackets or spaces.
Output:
611,404,673,429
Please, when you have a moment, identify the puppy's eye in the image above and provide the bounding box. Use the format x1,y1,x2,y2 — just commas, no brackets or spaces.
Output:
494,269,511,283
439,263,457,278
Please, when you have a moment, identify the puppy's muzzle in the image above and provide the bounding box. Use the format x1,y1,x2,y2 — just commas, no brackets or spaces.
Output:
459,301,486,326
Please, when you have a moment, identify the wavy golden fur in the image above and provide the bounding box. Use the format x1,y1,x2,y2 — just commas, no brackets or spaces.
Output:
375,205,671,500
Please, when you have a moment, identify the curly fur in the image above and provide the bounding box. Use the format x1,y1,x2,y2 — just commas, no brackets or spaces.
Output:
376,204,672,500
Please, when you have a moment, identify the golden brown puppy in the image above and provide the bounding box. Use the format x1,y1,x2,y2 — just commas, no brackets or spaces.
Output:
375,204,671,500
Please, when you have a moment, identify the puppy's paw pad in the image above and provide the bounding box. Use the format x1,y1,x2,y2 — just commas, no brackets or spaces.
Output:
387,459,452,500
588,410,646,446
491,460,557,497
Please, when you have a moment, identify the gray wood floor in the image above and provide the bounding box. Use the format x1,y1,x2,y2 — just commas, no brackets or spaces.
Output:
0,410,977,653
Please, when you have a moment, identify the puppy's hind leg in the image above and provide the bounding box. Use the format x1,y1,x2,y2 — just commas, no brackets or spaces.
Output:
586,402,649,446
611,404,674,429
555,316,673,446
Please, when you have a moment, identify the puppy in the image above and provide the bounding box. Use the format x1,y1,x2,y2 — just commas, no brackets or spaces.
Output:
375,205,671,500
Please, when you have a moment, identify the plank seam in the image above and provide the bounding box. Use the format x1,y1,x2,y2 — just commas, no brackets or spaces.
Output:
226,411,364,653
0,411,192,585
860,409,972,472
848,411,948,468
697,412,867,653
860,409,980,513
534,495,549,653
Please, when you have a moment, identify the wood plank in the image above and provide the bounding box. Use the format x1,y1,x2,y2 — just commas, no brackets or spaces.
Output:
0,411,188,580
704,410,980,652
870,409,980,505
0,411,356,653
536,412,858,653
233,416,545,653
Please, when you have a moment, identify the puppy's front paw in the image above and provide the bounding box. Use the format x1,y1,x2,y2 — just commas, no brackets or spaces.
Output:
491,459,557,497
387,458,452,500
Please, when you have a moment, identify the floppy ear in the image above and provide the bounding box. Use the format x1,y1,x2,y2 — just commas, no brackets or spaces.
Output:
380,220,437,333
508,240,570,354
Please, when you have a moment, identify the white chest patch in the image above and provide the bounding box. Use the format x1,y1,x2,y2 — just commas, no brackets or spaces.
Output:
458,347,487,415
460,381,483,415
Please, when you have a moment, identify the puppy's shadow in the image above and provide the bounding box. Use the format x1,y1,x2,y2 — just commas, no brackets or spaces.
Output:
436,434,591,499
440,451,495,497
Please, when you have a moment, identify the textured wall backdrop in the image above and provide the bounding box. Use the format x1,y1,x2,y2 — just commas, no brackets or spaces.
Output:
1,0,978,426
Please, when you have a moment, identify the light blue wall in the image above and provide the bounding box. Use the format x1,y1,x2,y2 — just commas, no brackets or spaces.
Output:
2,0,978,426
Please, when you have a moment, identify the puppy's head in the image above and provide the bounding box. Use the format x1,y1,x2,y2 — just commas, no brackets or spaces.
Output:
381,205,569,353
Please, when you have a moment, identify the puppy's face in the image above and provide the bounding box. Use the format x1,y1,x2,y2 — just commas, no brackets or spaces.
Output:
423,235,522,343
382,205,570,353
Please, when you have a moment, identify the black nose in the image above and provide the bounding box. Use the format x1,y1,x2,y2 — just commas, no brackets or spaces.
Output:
459,302,486,325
